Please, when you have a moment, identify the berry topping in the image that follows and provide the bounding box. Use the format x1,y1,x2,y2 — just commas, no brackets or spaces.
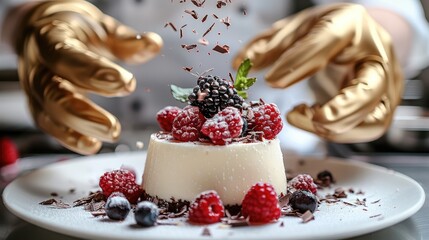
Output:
135,201,159,227
99,169,142,203
105,192,131,220
289,190,318,213
201,107,243,145
248,102,283,140
289,174,318,194
188,191,225,224
241,182,281,223
188,75,244,118
156,106,182,132
0,137,19,167
172,106,206,142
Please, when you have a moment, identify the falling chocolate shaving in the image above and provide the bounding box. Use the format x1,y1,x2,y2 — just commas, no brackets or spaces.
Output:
191,0,206,7
69,188,76,194
202,14,208,22
371,199,381,204
50,192,58,197
201,227,211,236
220,17,231,27
198,38,209,46
216,0,227,8
180,24,188,29
180,29,183,38
212,14,219,19
181,44,198,50
202,23,215,37
228,72,234,83
300,210,314,223
165,22,177,32
357,190,365,195
183,66,194,72
212,44,230,54
184,9,198,19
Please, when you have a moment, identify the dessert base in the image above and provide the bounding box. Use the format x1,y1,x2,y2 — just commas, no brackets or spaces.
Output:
142,133,287,206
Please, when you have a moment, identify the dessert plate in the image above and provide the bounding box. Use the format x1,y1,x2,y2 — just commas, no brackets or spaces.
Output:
3,152,425,240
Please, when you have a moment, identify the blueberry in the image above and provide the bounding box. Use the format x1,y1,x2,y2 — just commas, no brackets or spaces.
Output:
134,201,159,227
289,190,318,213
105,193,131,220
317,170,335,183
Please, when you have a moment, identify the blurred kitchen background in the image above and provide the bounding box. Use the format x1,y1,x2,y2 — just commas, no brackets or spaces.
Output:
0,0,429,158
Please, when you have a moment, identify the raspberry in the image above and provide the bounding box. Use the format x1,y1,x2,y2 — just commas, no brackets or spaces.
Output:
241,182,281,223
156,106,182,132
201,107,243,145
188,191,225,224
99,169,142,203
289,174,318,194
0,137,19,167
172,106,206,142
248,102,283,139
188,75,244,118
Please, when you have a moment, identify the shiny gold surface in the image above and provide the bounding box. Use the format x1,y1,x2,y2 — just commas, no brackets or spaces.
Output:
234,4,403,143
8,0,162,154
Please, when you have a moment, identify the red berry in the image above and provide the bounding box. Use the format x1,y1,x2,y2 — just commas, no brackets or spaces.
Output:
248,103,283,139
156,106,182,132
289,174,318,194
241,182,281,223
99,169,142,203
0,137,19,167
201,107,243,145
172,106,206,142
188,191,225,224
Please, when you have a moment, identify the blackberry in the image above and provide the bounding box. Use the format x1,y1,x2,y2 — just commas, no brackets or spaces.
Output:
289,190,318,213
188,75,244,118
105,192,131,220
134,201,159,227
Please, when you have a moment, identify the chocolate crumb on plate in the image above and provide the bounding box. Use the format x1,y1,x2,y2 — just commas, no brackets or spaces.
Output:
300,210,315,223
369,214,382,219
371,199,381,204
202,227,211,236
39,198,71,209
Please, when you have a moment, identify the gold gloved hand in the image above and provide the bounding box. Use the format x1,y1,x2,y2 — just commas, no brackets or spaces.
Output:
5,1,162,154
233,3,403,143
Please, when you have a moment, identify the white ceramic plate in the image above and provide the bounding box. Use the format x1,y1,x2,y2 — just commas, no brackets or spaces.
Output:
2,152,425,240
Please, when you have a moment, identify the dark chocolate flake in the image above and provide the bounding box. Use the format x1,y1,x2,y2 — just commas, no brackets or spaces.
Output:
212,44,230,54
185,9,198,19
202,227,211,236
300,210,315,223
203,23,216,38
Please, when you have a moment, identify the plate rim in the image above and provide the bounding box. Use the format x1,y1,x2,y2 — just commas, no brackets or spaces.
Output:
2,152,426,240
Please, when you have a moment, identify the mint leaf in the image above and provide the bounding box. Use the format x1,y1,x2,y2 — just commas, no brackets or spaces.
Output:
237,90,248,99
234,59,257,98
171,84,193,103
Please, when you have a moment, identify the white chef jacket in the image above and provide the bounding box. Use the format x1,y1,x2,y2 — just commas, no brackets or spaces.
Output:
1,0,428,155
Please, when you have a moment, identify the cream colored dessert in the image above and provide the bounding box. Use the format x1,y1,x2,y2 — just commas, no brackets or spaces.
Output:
142,133,287,206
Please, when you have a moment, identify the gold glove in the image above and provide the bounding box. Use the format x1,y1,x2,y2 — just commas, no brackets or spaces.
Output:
233,3,403,143
5,1,163,154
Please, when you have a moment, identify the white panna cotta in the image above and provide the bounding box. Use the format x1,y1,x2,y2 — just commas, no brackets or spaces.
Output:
142,133,287,206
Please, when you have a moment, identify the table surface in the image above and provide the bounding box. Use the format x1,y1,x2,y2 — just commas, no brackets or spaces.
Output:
0,153,428,240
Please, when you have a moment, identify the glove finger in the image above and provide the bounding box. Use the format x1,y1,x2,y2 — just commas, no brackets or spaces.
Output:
287,96,391,143
265,8,358,88
27,97,102,155
311,61,386,133
33,26,136,96
100,15,163,64
27,65,122,143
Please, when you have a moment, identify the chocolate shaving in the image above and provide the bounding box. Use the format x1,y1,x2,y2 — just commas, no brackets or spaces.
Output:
181,44,198,50
165,22,177,32
371,199,381,204
73,191,105,207
342,201,357,207
369,214,382,218
39,198,71,209
202,14,208,22
280,221,284,227
202,23,215,37
157,221,180,226
355,198,367,207
91,210,106,217
228,72,234,83
216,0,227,8
300,210,315,223
201,227,211,236
212,14,219,19
183,66,194,72
198,38,209,46
39,198,57,205
220,17,231,27
279,193,291,208
333,188,348,198
191,0,206,7
180,29,183,38
185,9,198,19
212,44,230,54
50,192,58,197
